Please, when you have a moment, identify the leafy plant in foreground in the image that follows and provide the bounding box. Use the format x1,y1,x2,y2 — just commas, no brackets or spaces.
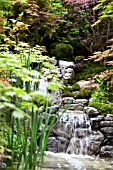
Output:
0,43,62,170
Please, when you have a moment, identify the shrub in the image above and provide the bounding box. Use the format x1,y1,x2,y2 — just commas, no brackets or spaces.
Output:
54,43,73,60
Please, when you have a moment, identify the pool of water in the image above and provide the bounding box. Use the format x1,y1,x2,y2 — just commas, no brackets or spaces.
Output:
1,152,113,170
42,151,113,170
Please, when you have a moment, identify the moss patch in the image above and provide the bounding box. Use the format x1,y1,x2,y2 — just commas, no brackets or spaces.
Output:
63,83,80,92
49,43,74,61
62,91,75,97
75,89,92,99
74,61,113,81
88,102,113,115
63,79,77,85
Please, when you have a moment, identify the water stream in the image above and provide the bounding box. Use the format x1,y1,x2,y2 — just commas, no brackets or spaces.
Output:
59,111,91,155
45,110,113,169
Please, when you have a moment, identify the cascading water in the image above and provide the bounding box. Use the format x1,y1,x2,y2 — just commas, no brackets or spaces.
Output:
46,109,113,170
59,110,92,155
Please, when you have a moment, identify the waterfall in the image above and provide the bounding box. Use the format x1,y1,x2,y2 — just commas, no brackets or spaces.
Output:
58,110,92,155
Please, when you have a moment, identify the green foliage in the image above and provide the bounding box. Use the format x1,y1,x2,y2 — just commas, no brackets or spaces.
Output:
0,0,14,17
62,91,75,97
88,101,113,115
72,83,80,91
49,43,74,60
63,79,77,85
0,43,62,169
50,0,66,16
93,0,113,26
75,89,92,99
91,78,110,103
54,43,73,60
74,56,84,63
63,83,80,92
74,61,113,81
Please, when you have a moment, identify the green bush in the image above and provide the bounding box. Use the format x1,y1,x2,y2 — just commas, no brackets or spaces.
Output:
54,43,73,60
88,102,113,115
75,89,92,99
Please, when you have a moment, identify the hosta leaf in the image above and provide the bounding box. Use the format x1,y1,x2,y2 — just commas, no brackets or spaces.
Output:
5,91,16,97
4,102,16,109
0,95,10,102
13,109,25,119
18,93,31,101
48,82,63,91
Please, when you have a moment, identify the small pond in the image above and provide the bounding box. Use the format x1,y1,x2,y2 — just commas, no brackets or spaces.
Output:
42,151,113,170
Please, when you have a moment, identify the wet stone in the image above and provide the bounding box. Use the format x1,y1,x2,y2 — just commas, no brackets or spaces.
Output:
0,162,6,168
73,99,88,105
105,114,113,121
102,138,113,146
58,60,75,68
47,137,61,153
57,136,69,143
100,146,113,158
62,97,75,104
75,129,91,138
100,121,113,127
56,131,70,140
68,104,84,111
91,118,100,130
100,127,113,134
90,131,104,142
84,107,99,117
88,141,101,156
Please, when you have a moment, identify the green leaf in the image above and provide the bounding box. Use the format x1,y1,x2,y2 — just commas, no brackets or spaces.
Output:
13,109,25,119
18,93,31,101
5,91,16,97
48,82,63,91
4,102,16,109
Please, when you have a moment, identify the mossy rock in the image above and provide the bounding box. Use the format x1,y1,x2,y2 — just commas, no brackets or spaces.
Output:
62,91,75,97
88,102,113,115
75,89,92,99
72,83,80,91
74,56,84,63
54,43,73,61
63,83,80,92
74,61,113,82
63,79,77,85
